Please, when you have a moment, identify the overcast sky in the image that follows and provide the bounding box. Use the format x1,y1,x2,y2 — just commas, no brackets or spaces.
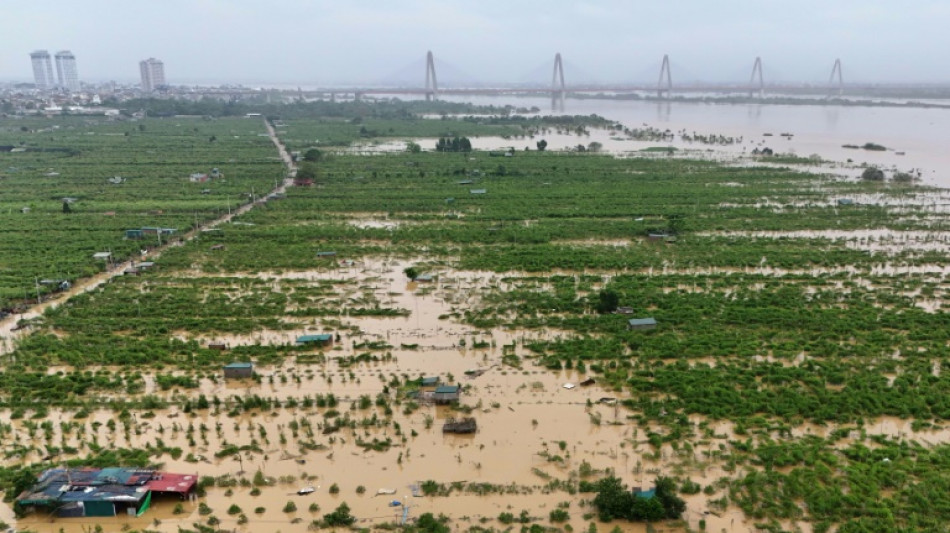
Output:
3,0,948,86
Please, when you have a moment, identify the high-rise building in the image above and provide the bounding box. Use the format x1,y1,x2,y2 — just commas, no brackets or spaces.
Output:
30,50,55,89
139,58,166,92
54,50,80,92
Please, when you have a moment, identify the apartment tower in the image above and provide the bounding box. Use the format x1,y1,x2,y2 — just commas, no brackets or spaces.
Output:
139,58,166,92
30,50,55,89
54,50,80,92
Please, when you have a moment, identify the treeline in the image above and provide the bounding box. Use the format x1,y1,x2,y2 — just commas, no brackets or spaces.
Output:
105,98,513,120
435,136,473,152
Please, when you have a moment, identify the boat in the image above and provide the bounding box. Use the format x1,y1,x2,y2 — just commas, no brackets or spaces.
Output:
297,486,316,495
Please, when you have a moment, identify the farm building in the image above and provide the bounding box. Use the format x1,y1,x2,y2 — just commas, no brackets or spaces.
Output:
223,362,253,379
125,229,144,239
315,251,337,258
189,173,209,183
615,306,634,315
17,467,196,518
470,189,487,195
296,334,333,347
443,417,477,434
433,385,461,404
421,376,440,388
627,318,657,330
837,198,854,206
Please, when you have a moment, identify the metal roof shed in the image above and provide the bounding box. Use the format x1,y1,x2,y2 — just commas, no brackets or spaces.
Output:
433,385,461,404
627,317,657,330
296,334,333,346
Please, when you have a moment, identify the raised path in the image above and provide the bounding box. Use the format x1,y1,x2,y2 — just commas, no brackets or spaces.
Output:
0,119,297,355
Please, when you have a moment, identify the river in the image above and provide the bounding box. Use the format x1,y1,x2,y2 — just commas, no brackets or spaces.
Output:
429,95,950,188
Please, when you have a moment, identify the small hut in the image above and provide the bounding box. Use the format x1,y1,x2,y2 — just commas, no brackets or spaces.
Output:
296,334,333,347
442,417,477,434
224,362,253,379
433,385,461,404
627,318,657,331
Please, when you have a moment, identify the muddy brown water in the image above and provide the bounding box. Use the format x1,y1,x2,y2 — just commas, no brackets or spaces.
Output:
3,258,950,533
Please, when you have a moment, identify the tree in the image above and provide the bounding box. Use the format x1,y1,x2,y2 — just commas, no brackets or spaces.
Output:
588,141,603,153
406,141,422,153
536,139,548,151
404,267,419,281
654,476,686,519
303,148,323,162
596,289,619,314
861,167,885,181
296,163,318,181
62,200,72,214
322,502,355,527
591,476,631,521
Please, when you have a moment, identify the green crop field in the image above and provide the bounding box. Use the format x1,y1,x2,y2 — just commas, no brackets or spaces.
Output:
0,115,284,304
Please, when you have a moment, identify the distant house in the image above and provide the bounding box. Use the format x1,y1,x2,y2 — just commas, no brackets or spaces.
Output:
125,229,144,239
433,385,461,404
315,251,337,258
189,173,209,183
223,362,253,379
470,189,487,195
837,198,854,206
615,306,634,315
296,334,333,347
421,377,440,388
627,317,657,331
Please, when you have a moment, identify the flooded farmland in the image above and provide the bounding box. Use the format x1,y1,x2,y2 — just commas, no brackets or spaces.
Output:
2,100,950,533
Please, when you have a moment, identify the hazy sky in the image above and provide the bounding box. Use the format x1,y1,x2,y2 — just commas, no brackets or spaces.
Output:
4,0,949,86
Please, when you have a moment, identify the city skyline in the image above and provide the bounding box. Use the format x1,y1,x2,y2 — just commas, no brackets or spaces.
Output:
4,1,950,86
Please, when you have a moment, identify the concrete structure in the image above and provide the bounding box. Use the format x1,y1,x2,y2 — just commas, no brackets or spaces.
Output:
139,58,166,92
223,362,253,379
30,50,55,89
55,50,80,92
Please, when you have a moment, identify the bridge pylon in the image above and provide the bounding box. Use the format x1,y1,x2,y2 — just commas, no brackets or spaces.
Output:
828,58,843,98
425,51,438,101
551,53,566,111
749,57,764,99
657,54,672,99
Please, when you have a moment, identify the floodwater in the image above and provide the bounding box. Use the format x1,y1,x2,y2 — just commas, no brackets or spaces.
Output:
0,258,781,533
433,95,950,188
